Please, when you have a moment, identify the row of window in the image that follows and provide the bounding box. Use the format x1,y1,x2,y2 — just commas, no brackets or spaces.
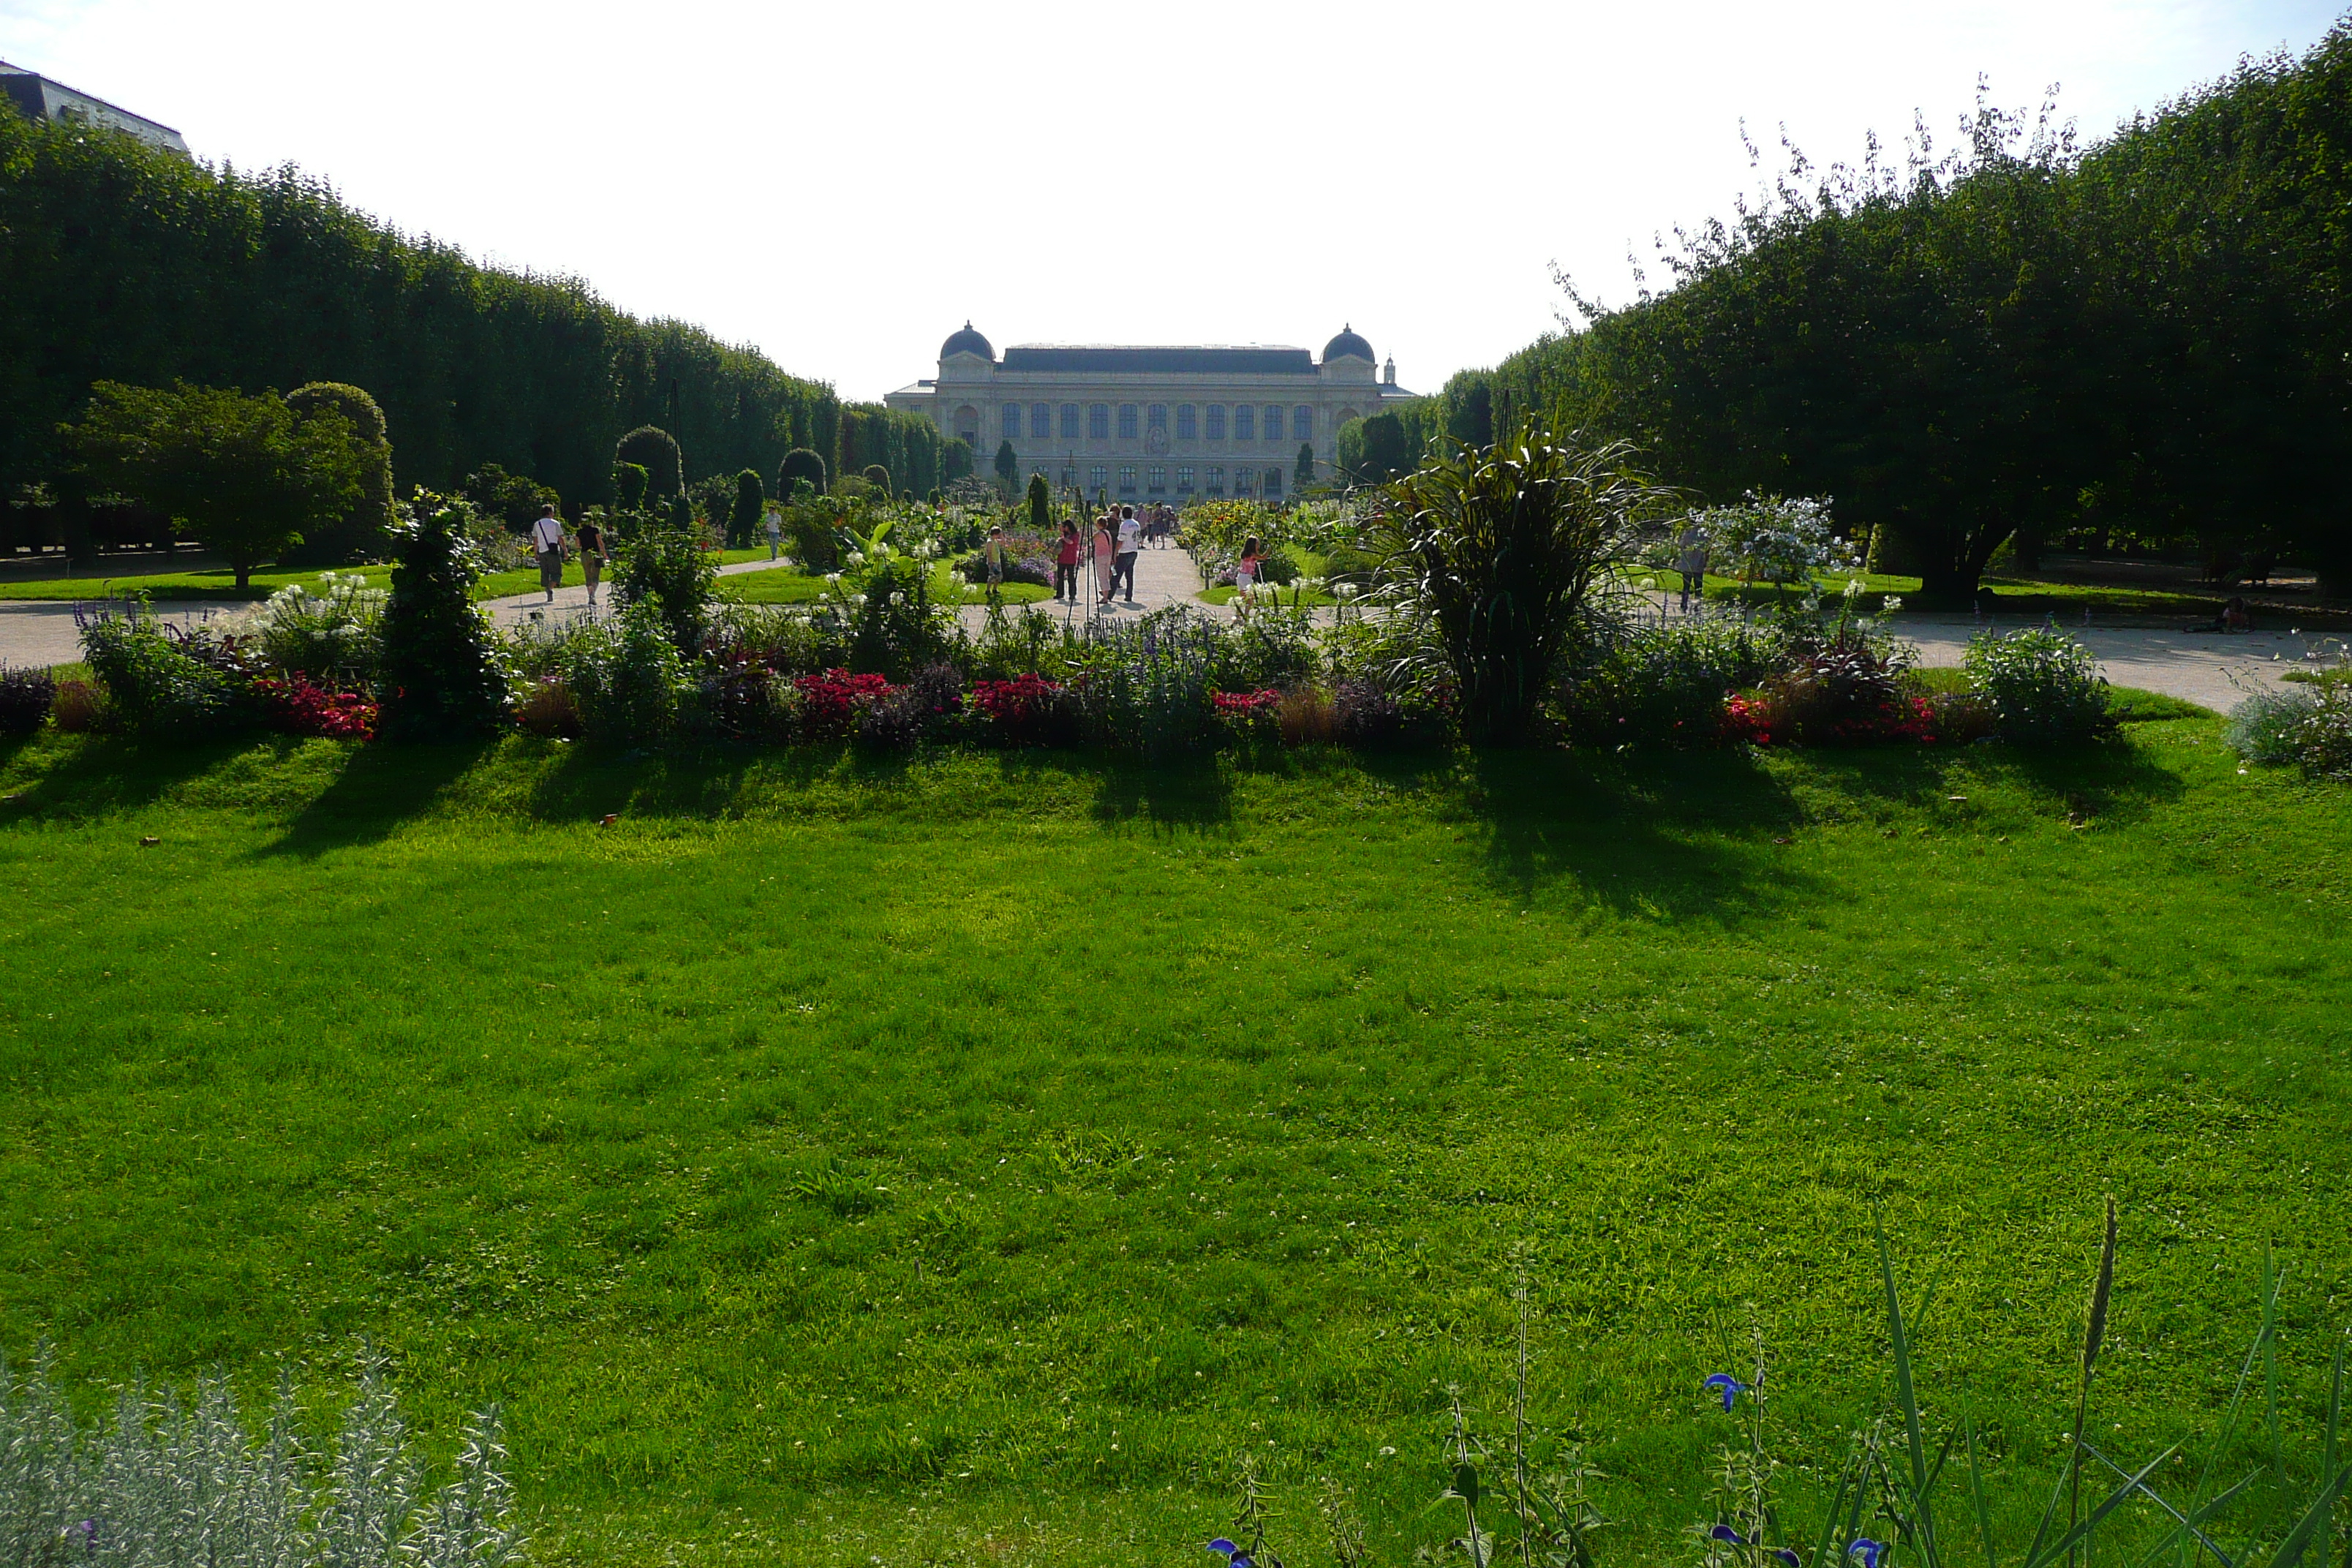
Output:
1003,402,1313,442
1066,464,1289,497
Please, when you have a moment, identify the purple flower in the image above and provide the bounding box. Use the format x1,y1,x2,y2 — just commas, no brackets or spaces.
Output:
1850,1539,1885,1568
1703,1372,1751,1411
1710,1524,1796,1565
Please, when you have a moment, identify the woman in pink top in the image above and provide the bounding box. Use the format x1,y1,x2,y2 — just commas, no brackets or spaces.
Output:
1235,535,1264,592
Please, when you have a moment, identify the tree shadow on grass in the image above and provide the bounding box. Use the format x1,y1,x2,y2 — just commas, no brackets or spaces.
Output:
255,739,499,858
4,733,256,821
1787,734,2189,829
1082,752,1234,829
1459,746,1817,924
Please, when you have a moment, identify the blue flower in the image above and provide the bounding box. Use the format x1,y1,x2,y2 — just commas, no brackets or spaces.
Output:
1703,1373,1752,1411
1207,1539,1255,1567
1207,1542,1237,1557
1850,1538,1885,1568
1708,1524,1798,1565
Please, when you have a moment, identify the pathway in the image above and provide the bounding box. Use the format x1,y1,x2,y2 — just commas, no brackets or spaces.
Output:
954,540,1205,635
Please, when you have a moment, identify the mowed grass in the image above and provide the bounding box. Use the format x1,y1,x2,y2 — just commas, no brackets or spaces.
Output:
0,725,2346,1564
716,563,1050,606
0,550,777,603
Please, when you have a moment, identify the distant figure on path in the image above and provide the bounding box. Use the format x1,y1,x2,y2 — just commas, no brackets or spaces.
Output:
576,513,605,606
1675,523,1708,613
1114,506,1141,603
1055,520,1081,601
984,524,1006,590
531,505,566,603
764,506,783,561
1093,513,1116,604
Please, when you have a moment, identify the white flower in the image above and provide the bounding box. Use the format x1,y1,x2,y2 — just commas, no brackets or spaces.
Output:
1846,578,1866,598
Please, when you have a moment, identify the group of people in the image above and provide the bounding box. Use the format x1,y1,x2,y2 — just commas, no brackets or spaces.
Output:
1047,502,1179,607
531,504,607,606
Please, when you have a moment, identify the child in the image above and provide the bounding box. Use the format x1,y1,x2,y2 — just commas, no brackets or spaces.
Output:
1235,535,1263,593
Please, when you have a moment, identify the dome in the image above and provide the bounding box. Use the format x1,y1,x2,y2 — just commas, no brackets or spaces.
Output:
941,321,995,361
1322,325,1375,363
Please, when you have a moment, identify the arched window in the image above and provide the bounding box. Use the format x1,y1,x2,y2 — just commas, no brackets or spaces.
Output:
1060,466,1078,489
1293,406,1313,440
1176,466,1195,492
1264,467,1284,494
1118,404,1139,440
1032,403,1052,440
1263,405,1284,442
1177,404,1197,440
1089,404,1110,440
1061,404,1081,440
1002,404,1021,440
955,405,980,447
1089,464,1108,492
1206,466,1226,494
1147,466,1166,494
1234,405,1255,441
1117,465,1137,493
1205,404,1226,440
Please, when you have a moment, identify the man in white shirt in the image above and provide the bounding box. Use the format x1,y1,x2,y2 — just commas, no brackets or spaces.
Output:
1114,507,1142,603
531,505,567,603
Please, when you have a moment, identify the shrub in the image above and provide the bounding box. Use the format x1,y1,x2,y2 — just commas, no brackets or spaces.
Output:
1374,423,1654,743
0,666,54,736
614,461,650,513
848,559,954,680
862,463,892,493
783,502,842,573
50,679,103,731
1256,549,1300,585
777,448,828,497
971,674,1078,746
954,533,1054,588
460,461,559,531
567,602,689,745
249,570,384,686
0,1347,526,1568
253,675,377,739
80,611,253,736
1964,626,2112,742
1026,472,1051,532
1321,543,1381,589
1564,617,1788,745
283,380,398,564
728,469,764,547
1071,608,1224,756
1693,494,1855,586
616,519,718,656
614,425,684,500
513,676,581,739
794,668,892,739
1332,678,1405,748
378,498,508,740
2228,682,2352,777
1212,687,1281,742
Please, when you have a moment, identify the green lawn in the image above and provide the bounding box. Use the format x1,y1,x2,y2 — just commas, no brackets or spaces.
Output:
0,724,2345,1565
0,551,777,603
717,563,1049,606
1643,569,2351,623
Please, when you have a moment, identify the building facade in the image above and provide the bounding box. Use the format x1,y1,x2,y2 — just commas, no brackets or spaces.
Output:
883,325,1418,502
0,60,187,152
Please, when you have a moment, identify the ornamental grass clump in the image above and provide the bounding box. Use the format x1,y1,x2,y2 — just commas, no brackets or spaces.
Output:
1373,423,1654,744
0,1347,524,1568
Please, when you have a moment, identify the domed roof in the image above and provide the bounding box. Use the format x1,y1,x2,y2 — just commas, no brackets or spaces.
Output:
941,321,995,361
1323,325,1375,363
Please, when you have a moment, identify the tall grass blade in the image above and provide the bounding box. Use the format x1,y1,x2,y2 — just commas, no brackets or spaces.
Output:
2070,1200,2121,1567
2257,1462,2352,1568
2024,1448,2181,1568
2076,1440,2235,1568
1876,1215,1931,1497
1967,1423,2001,1568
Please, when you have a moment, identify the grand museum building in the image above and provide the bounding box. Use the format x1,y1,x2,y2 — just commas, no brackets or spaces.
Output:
883,325,1420,502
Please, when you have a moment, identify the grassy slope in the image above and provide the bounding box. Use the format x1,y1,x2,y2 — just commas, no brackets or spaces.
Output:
0,726,2345,1564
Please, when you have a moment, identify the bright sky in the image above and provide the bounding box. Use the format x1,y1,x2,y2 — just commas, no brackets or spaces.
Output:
2,0,2341,404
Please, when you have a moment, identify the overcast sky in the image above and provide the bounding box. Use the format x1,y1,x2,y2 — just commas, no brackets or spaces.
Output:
2,0,2341,403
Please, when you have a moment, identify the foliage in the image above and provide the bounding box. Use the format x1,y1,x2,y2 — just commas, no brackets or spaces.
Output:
1373,424,1651,743
461,460,559,532
1027,472,1051,532
792,668,892,739
565,601,690,745
0,1346,524,1568
1563,615,1790,745
0,666,54,736
1695,495,1855,587
613,462,650,514
283,381,398,565
616,521,717,656
970,674,1078,746
833,404,952,500
253,675,378,739
79,608,254,736
728,469,764,548
993,440,1019,495
862,464,892,494
246,570,385,687
614,426,684,501
1295,442,1315,491
1964,626,2113,743
0,106,836,505
2228,682,2352,778
1726,638,1935,746
847,559,956,681
377,497,507,739
61,380,368,588
1337,410,1419,485
777,447,829,499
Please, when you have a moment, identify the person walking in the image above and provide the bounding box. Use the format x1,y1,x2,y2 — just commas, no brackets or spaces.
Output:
1675,522,1709,614
531,504,567,603
1114,505,1142,603
1092,513,1116,606
763,506,783,562
576,513,606,606
1055,519,1081,602
983,524,1006,592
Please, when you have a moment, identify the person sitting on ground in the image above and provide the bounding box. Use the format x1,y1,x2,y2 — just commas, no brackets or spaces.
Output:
2187,595,2255,634
530,504,567,604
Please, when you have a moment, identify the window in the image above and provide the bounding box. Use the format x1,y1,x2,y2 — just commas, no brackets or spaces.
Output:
1147,465,1167,493
1176,466,1195,492
1089,464,1109,492
1002,404,1021,440
1264,405,1284,442
1147,404,1167,430
1205,404,1226,440
1117,404,1139,440
1089,403,1110,440
1293,406,1313,440
1060,403,1081,440
1117,465,1138,493
1206,465,1225,495
1032,403,1052,440
1060,466,1078,489
1177,404,1197,440
1264,467,1284,495
1235,405,1254,441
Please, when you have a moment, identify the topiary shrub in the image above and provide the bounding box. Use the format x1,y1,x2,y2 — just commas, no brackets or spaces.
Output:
1026,472,1051,532
614,426,684,501
777,448,827,498
282,382,396,565
862,463,891,493
613,461,650,513
378,498,508,740
730,470,764,547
